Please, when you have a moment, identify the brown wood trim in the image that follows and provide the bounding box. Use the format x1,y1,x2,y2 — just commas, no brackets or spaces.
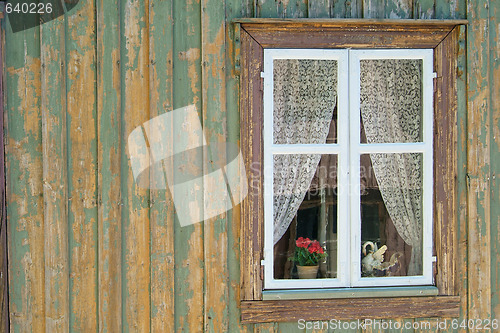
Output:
237,19,467,49
240,28,264,301
240,296,461,323
433,28,459,296
239,20,462,310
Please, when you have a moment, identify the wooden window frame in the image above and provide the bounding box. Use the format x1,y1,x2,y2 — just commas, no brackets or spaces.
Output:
238,19,467,324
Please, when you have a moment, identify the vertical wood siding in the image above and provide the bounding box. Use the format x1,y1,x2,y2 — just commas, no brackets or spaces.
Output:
3,0,498,332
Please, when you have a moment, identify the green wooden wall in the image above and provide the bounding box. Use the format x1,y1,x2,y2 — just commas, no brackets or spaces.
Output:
2,0,498,332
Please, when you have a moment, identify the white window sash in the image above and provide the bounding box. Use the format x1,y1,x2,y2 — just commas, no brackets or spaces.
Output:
349,49,434,287
262,48,434,290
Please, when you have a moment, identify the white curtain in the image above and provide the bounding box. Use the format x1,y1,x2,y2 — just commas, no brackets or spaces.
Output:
360,59,424,275
273,59,337,244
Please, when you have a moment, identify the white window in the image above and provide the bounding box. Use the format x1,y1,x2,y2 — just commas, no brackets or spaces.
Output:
262,49,434,290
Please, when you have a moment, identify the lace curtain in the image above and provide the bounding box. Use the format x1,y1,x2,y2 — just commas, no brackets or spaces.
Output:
360,59,424,275
273,59,337,244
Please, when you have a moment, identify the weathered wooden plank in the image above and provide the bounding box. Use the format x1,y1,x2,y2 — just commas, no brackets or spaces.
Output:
257,0,307,18
239,28,264,302
0,19,8,333
466,0,492,324
489,0,500,321
238,19,465,49
329,0,362,18
277,322,300,332
255,322,278,332
283,0,308,18
308,0,332,18
455,23,468,333
433,28,459,296
97,0,122,331
148,0,175,332
362,0,385,18
241,297,461,323
435,0,465,19
172,0,204,331
66,1,98,331
5,22,46,332
40,13,69,333
226,2,253,332
383,0,412,19
202,0,230,331
414,0,435,19
121,0,151,331
257,0,280,18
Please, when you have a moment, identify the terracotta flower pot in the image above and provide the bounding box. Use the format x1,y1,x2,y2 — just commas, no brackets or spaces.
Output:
297,265,319,279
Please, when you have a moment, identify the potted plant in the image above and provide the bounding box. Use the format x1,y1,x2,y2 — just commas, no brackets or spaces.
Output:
289,237,327,279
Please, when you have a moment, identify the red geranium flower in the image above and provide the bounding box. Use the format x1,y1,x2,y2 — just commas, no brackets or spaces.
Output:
308,240,321,253
289,238,327,266
296,237,311,248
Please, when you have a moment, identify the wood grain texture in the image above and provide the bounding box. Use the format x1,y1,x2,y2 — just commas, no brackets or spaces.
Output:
5,23,46,332
202,0,230,331
172,0,204,331
148,0,175,332
466,0,492,323
240,29,264,302
0,18,8,332
433,28,459,296
121,0,151,331
238,19,466,49
455,23,469,333
241,297,460,323
414,0,435,19
226,2,253,332
97,0,122,331
66,0,98,330
308,0,332,18
490,0,500,321
40,13,69,333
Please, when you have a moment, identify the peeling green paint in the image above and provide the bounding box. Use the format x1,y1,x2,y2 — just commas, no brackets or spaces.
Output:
3,0,499,332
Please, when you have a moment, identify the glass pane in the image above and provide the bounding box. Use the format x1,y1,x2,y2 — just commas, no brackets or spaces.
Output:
360,153,423,277
273,154,338,279
273,59,338,144
360,59,423,144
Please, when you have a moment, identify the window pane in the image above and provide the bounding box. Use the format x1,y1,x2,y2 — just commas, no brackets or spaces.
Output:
273,154,338,279
273,59,338,144
360,153,423,277
360,59,423,144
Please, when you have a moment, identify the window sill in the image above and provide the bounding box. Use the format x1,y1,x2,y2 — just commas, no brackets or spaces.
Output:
262,286,439,300
240,295,460,324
